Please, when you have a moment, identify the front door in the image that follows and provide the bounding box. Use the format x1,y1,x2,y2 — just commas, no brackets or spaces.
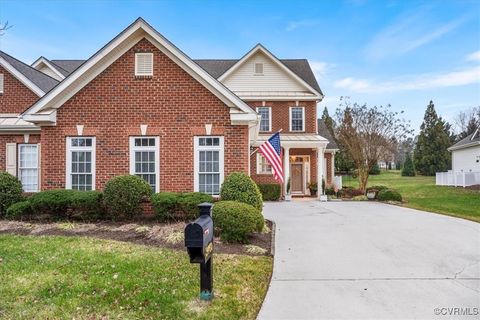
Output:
291,163,304,194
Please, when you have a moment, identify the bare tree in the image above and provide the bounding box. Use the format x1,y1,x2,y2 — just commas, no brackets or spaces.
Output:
335,97,413,192
0,21,12,36
454,106,480,140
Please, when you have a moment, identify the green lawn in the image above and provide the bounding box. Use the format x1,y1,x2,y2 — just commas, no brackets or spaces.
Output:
343,170,480,222
0,235,272,320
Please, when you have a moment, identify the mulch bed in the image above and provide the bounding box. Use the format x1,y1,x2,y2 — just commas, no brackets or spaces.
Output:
0,219,273,256
466,184,480,190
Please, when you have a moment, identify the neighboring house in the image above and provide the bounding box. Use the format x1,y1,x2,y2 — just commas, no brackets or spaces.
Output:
436,128,480,187
0,18,332,197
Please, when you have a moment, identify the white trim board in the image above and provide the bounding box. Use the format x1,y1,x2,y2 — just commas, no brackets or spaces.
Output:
31,57,66,80
0,57,45,96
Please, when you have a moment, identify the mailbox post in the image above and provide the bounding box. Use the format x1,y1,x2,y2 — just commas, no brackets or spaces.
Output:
185,202,214,301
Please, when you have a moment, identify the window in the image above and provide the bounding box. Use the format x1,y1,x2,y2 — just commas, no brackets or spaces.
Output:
257,153,272,174
135,53,153,76
194,137,224,195
130,137,159,192
18,144,39,192
66,137,96,191
256,107,271,132
254,63,264,75
0,74,3,94
290,107,305,132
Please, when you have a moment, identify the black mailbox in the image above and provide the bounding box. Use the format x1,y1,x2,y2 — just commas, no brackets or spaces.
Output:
185,214,213,263
184,202,214,300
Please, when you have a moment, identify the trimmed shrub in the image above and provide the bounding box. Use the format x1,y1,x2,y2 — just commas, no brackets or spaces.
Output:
257,184,281,201
151,192,180,221
369,163,381,175
341,187,364,198
0,172,24,217
70,191,104,219
6,201,33,219
104,175,153,218
178,192,214,220
401,153,416,176
325,187,336,196
366,185,388,193
352,195,368,201
220,172,263,211
29,189,76,217
377,189,402,202
212,201,263,243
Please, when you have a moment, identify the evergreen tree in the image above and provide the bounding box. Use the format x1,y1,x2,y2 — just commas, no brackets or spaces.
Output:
401,153,416,176
321,107,335,138
414,101,452,175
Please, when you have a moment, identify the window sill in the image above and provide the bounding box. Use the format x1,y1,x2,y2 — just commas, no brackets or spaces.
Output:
134,75,153,79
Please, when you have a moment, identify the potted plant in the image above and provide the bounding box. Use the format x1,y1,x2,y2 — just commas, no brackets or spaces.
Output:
308,182,318,196
366,188,377,200
285,177,292,201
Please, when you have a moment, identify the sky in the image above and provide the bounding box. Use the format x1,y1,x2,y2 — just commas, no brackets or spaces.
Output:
0,0,479,132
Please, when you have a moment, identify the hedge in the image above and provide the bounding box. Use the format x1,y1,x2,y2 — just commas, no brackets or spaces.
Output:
0,172,24,217
257,184,281,201
70,191,104,219
6,201,33,219
29,189,76,218
104,175,153,218
212,201,263,243
220,173,263,211
377,189,402,202
151,192,213,222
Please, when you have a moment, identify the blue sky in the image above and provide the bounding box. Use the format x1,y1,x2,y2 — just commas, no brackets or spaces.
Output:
0,0,479,132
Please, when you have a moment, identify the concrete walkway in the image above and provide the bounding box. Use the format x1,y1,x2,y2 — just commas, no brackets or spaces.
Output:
258,201,480,320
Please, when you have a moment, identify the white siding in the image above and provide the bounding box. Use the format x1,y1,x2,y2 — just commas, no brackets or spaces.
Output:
37,65,63,81
452,145,480,172
222,52,309,93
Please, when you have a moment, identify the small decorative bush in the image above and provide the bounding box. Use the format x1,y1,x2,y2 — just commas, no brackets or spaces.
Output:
0,172,24,217
29,189,76,217
6,201,32,219
369,163,381,175
257,184,281,201
220,173,263,211
177,192,214,220
325,187,336,196
104,175,153,218
366,185,388,193
70,191,104,219
308,182,318,196
401,153,416,177
377,189,402,202
212,201,263,243
352,195,368,201
341,187,364,198
151,192,180,221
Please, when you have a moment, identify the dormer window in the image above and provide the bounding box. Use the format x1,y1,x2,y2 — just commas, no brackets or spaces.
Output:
254,63,264,75
135,53,153,76
0,74,4,94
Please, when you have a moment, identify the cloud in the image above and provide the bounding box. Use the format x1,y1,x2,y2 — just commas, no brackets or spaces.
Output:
285,19,319,31
466,50,480,62
333,66,480,93
364,11,470,60
309,61,335,79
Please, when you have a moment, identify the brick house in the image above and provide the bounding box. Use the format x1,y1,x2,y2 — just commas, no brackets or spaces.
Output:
0,18,336,198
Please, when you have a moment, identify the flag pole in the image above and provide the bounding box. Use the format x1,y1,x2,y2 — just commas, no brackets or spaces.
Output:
250,129,283,156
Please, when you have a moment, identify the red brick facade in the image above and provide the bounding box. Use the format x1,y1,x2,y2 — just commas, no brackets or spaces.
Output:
40,38,248,191
0,65,39,114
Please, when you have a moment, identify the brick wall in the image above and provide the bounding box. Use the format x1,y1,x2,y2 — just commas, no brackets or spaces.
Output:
246,100,317,134
0,66,39,113
40,38,249,191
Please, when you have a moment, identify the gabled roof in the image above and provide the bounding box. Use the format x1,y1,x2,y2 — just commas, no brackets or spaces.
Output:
50,60,85,76
448,127,480,151
317,119,338,150
0,51,59,95
194,59,322,94
24,18,257,125
216,44,323,99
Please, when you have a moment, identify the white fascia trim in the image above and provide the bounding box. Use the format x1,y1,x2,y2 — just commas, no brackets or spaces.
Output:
31,57,66,80
218,44,323,99
448,141,480,151
239,96,321,101
230,111,260,125
25,18,256,118
22,110,57,124
0,57,45,97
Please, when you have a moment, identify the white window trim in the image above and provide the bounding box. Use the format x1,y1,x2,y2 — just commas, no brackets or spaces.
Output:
0,74,4,94
193,136,224,196
135,52,154,76
256,153,273,175
289,106,305,132
66,137,96,191
129,136,160,193
18,143,40,192
256,106,272,132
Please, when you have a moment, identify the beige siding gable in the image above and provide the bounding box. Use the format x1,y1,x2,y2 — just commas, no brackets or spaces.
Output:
222,52,311,94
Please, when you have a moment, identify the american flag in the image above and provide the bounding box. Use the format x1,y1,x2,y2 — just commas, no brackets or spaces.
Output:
259,132,284,182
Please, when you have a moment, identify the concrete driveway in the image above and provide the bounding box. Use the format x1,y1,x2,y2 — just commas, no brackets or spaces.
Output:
258,200,480,320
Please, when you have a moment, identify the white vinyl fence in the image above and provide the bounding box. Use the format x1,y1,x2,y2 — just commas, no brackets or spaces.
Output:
436,170,480,187
333,175,343,190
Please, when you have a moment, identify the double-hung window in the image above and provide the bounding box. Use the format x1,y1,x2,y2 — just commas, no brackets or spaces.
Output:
257,153,272,174
130,137,160,192
290,107,305,132
18,144,39,192
66,137,96,191
256,107,271,132
194,136,224,195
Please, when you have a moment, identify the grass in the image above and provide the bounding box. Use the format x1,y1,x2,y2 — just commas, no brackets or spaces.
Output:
343,170,480,222
0,235,272,320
